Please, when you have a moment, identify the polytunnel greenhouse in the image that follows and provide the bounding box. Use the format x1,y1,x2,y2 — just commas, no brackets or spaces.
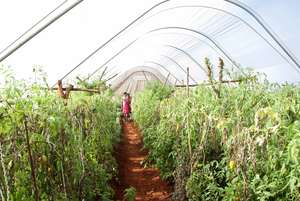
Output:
0,0,300,200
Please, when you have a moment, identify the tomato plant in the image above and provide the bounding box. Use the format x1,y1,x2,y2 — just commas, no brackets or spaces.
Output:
0,66,120,201
133,68,300,200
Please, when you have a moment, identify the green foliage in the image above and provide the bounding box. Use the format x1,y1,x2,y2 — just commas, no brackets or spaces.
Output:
76,76,112,94
133,81,174,179
0,67,120,200
134,76,300,200
124,187,136,201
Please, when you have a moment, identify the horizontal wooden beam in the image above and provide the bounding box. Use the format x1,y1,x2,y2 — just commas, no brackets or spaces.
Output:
50,87,101,93
175,77,254,88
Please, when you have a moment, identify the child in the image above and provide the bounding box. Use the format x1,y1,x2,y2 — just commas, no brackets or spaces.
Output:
122,92,130,121
127,93,132,117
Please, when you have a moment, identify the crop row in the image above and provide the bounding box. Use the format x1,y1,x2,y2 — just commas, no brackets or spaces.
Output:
133,79,300,200
0,68,120,201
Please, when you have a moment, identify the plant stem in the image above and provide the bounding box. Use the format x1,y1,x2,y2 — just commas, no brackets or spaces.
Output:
204,58,221,98
60,161,67,198
59,129,68,198
0,142,10,201
186,67,190,97
218,58,224,96
24,116,40,201
0,187,4,201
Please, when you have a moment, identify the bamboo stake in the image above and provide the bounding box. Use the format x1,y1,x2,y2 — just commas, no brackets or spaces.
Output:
186,67,192,174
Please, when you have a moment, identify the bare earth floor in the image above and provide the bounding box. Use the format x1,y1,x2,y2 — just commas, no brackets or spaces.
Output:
114,121,172,201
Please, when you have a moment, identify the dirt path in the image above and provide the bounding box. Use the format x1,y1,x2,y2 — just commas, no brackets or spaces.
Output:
114,121,172,201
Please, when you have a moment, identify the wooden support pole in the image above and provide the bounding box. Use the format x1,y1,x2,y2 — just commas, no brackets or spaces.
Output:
187,67,190,97
175,77,255,88
51,87,100,94
57,80,74,99
186,67,192,174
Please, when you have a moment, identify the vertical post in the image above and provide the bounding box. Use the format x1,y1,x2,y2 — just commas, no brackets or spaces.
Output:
186,67,190,97
186,67,192,174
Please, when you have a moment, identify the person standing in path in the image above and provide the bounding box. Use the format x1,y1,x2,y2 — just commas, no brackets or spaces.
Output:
127,92,132,119
122,92,130,121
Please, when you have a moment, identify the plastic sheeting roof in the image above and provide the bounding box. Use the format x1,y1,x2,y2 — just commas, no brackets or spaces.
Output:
1,0,300,89
110,66,171,96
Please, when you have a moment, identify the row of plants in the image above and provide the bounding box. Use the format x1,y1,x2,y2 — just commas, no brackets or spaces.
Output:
133,60,300,200
0,66,120,200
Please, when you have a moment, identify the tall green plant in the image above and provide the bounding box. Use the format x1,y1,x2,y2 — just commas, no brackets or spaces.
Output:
133,65,300,200
0,66,120,200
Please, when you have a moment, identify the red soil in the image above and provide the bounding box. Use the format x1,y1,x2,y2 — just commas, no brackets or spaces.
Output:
114,121,172,201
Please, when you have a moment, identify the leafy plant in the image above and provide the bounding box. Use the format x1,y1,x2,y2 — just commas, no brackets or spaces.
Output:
0,66,120,200
123,187,136,201
133,60,300,200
